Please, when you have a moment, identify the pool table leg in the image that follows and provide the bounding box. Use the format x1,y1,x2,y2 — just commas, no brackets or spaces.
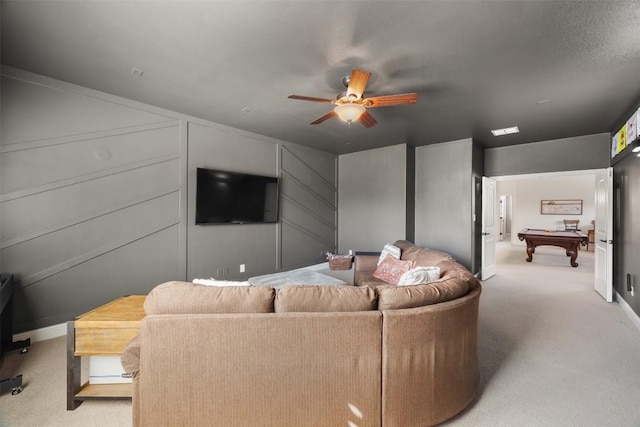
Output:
525,246,534,262
568,248,579,267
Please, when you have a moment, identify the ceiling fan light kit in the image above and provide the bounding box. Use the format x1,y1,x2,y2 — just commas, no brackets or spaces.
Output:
288,68,417,128
334,103,366,123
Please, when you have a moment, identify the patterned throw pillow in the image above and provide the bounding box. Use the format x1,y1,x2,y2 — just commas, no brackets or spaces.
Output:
373,254,416,285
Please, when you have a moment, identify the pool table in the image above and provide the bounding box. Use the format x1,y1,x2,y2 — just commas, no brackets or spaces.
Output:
517,228,588,267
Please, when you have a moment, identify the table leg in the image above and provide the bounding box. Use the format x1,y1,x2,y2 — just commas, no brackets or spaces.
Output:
67,321,82,410
525,246,534,262
568,245,579,267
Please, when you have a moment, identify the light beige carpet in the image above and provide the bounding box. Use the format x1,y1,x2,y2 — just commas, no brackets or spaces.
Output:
1,243,639,426
443,242,640,426
0,335,131,427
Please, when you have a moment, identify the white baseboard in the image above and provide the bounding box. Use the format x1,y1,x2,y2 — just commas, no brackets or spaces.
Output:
13,322,66,344
617,292,640,331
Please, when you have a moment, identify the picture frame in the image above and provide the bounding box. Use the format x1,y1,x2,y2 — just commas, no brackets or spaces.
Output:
540,199,583,215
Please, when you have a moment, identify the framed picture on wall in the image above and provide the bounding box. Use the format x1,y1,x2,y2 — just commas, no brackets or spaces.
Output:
540,199,583,215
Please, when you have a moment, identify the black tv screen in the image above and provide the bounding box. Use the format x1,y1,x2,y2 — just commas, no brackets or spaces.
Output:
195,168,279,225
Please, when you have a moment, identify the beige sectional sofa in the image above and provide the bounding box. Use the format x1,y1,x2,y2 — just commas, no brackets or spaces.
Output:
122,240,481,427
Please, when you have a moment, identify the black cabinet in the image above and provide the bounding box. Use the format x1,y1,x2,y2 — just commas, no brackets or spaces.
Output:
1,274,31,395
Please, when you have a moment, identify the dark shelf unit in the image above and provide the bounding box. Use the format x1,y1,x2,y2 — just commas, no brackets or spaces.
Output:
1,274,31,395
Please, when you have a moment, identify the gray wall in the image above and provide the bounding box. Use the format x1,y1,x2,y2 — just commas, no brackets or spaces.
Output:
1,67,337,332
415,138,475,270
611,98,640,319
405,145,416,243
338,144,410,253
613,152,640,317
485,133,611,176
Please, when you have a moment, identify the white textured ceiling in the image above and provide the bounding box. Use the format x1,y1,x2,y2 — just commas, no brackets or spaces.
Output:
2,1,640,154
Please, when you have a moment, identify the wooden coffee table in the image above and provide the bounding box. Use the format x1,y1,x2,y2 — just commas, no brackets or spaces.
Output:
67,295,145,410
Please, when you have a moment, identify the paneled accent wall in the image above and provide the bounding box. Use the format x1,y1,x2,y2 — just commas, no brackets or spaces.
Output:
280,144,337,269
1,67,337,333
186,122,280,280
0,70,185,331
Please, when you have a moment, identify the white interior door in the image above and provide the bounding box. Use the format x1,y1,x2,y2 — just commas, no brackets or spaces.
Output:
481,177,497,280
594,167,613,302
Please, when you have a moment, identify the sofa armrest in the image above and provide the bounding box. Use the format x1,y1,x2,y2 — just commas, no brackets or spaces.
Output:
381,285,481,426
354,254,380,286
354,254,379,274
120,334,141,378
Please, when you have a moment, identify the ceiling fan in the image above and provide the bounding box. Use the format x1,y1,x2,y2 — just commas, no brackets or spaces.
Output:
288,68,417,128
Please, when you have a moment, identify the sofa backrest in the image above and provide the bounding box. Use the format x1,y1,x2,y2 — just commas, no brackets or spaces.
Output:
377,271,477,310
393,239,453,263
275,285,377,312
144,281,276,314
138,311,383,426
393,240,480,290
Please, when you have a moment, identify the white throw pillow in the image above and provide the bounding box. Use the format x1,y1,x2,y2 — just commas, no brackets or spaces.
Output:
192,278,251,287
377,243,401,266
397,266,441,286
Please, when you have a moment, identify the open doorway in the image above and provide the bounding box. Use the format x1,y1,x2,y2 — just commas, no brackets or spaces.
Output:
490,169,603,274
498,195,512,241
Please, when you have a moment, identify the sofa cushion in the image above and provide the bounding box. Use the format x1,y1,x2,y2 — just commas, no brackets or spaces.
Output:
377,271,473,310
373,255,415,285
144,281,275,314
275,285,377,312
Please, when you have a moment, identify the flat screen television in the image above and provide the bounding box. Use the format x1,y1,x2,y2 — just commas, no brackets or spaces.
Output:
195,168,279,225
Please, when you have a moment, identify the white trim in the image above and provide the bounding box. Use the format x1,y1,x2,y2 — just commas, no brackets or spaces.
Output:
14,322,66,344
617,292,640,332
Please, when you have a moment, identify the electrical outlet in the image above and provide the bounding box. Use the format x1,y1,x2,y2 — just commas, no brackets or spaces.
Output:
240,264,246,273
348,249,353,255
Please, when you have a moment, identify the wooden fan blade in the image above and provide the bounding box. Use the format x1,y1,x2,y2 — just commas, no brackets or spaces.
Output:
346,68,372,100
359,110,377,128
288,94,335,103
364,93,418,107
311,110,337,125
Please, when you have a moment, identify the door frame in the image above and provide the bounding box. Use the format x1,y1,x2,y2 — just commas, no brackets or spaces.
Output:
481,177,497,280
